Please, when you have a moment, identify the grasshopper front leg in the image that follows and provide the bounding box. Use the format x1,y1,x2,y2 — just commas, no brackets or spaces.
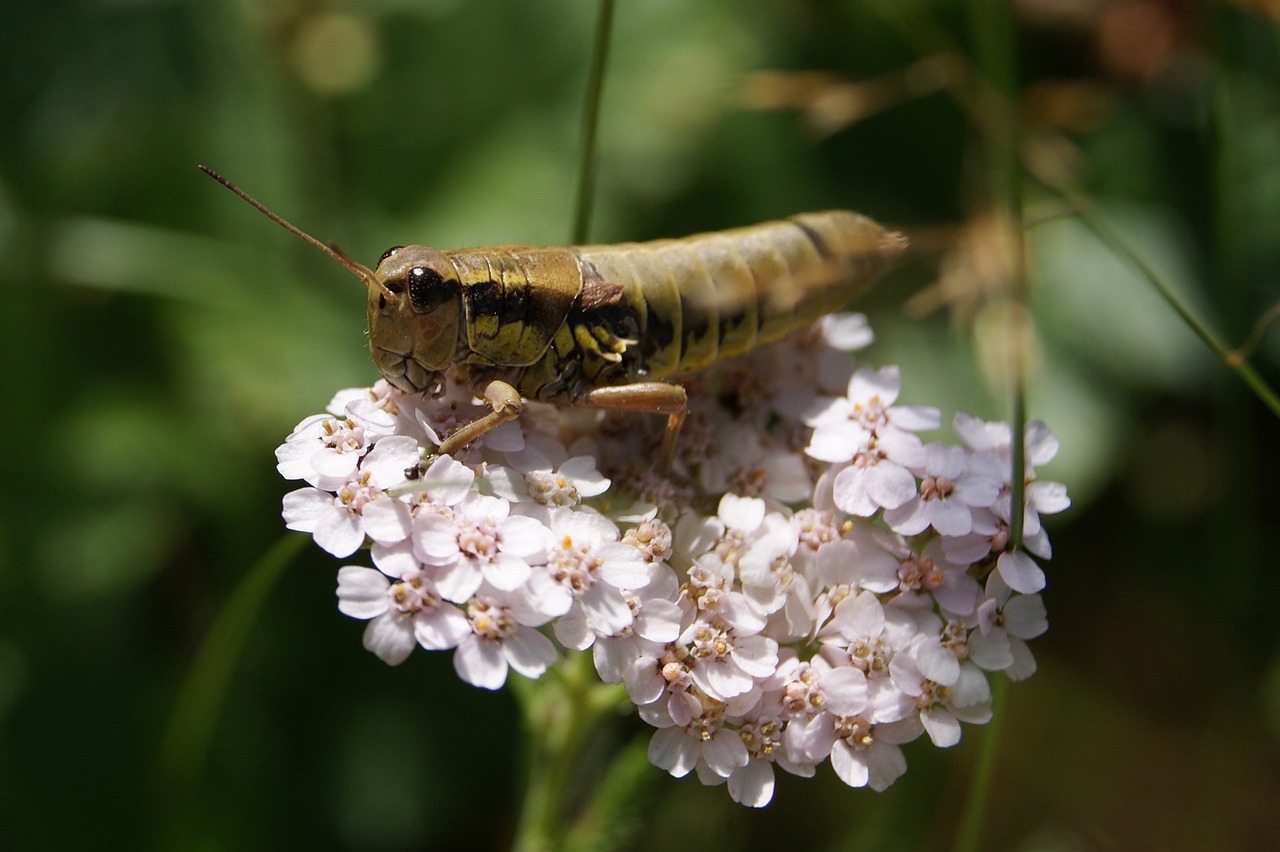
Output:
438,379,687,471
435,380,524,458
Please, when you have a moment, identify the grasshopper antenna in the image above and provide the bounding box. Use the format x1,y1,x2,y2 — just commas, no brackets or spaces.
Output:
198,165,396,302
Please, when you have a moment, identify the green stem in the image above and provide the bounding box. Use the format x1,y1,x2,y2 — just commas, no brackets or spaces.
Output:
953,675,1007,852
156,533,305,786
510,651,629,852
571,0,617,245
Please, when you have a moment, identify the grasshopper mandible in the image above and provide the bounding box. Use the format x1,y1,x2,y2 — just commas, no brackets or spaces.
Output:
199,166,906,466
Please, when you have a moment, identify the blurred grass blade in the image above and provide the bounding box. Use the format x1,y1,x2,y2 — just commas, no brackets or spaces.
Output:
155,533,306,788
1030,172,1280,421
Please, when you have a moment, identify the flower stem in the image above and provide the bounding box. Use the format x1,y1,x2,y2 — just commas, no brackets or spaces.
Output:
571,0,616,245
953,675,1007,852
510,651,630,852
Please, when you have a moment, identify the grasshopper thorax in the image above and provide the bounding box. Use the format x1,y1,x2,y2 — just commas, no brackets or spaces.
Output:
367,245,463,392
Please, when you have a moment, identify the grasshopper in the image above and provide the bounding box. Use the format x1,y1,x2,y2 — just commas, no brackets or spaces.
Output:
200,166,905,465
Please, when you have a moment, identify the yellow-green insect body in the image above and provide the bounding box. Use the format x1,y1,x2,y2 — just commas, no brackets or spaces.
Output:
368,211,902,402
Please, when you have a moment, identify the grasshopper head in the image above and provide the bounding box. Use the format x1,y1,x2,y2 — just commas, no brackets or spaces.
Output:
367,246,462,393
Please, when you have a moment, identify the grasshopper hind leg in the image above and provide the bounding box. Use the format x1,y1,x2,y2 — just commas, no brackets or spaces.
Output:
580,381,688,471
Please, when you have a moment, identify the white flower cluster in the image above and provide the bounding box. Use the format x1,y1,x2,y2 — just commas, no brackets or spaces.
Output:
275,314,1068,807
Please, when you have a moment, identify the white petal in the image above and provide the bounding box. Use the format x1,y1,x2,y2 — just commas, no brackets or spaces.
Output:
648,727,697,777
504,626,558,678
313,507,364,558
829,740,869,788
921,707,961,747
453,635,508,690
362,613,415,665
414,605,470,650
360,498,413,544
1003,594,1048,639
336,566,390,619
997,550,1046,594
702,728,750,778
727,759,775,808
865,742,907,791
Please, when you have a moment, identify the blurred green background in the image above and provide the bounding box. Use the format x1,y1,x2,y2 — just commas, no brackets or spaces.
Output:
2,0,1279,849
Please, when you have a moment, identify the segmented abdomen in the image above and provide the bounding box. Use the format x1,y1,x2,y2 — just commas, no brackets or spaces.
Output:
572,210,899,380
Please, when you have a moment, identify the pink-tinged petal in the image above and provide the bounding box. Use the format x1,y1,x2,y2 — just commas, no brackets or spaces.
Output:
414,606,470,650
829,740,869,788
835,590,885,640
875,427,926,468
700,658,752,700
362,613,415,665
997,550,1045,594
313,507,364,558
504,626,558,678
951,663,992,708
728,759,776,808
336,566,390,619
1005,637,1038,681
648,727,697,777
941,532,992,565
1025,420,1060,465
360,498,412,544
760,452,812,503
932,572,981,617
453,635,508,690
